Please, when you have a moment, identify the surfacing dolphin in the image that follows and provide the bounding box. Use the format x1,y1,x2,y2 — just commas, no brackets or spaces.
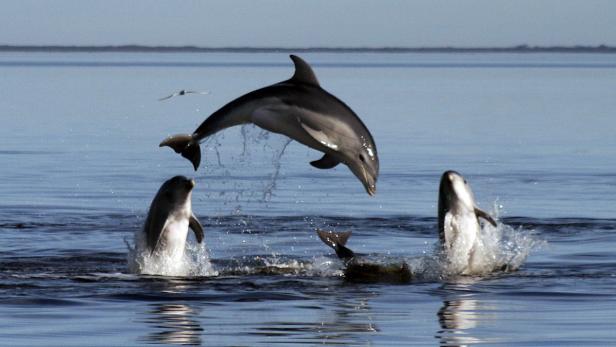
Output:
316,229,412,283
318,172,511,280
143,176,204,260
160,55,379,195
438,170,497,275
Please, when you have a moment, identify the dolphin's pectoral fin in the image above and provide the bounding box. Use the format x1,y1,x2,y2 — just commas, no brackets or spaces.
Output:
289,55,320,86
475,207,497,227
310,154,340,169
189,213,204,243
299,121,339,151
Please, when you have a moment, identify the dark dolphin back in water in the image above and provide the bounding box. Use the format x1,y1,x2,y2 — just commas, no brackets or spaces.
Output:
316,229,412,283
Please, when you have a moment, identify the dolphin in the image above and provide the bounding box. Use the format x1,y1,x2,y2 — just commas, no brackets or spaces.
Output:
316,229,412,283
143,176,204,259
160,55,379,195
438,170,497,275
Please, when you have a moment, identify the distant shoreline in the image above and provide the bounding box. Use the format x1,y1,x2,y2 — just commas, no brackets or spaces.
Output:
1,44,615,54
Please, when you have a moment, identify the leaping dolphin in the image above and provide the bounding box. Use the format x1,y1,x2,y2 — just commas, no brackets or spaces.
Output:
143,176,204,260
160,55,379,195
438,170,497,275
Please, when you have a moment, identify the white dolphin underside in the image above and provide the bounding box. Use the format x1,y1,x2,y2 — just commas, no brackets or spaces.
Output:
443,211,481,275
156,215,190,263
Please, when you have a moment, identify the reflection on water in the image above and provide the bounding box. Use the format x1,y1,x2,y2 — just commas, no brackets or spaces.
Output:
436,281,488,347
141,303,203,346
437,298,481,347
137,280,204,346
253,289,379,345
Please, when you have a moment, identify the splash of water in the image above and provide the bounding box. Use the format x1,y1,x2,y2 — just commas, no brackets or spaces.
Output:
201,125,293,206
410,204,544,280
213,254,343,277
126,230,218,277
262,137,292,201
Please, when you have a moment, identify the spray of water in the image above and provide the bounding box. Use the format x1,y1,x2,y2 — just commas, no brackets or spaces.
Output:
262,137,292,201
126,230,217,277
200,125,293,206
217,254,342,277
409,203,544,280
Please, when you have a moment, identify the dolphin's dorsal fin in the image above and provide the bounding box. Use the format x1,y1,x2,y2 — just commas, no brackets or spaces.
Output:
290,55,319,86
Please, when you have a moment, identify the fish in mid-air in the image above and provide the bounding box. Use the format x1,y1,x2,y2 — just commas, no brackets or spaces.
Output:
160,55,379,195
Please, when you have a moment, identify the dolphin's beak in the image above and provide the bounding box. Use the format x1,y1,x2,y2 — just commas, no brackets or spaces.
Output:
188,179,196,189
366,184,376,196
362,167,376,196
448,172,456,182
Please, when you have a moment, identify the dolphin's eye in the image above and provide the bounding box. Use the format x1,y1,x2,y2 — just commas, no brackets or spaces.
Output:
464,180,467,184
359,154,365,163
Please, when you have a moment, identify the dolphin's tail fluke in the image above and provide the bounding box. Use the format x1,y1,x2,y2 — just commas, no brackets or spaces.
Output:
316,229,355,260
160,134,201,170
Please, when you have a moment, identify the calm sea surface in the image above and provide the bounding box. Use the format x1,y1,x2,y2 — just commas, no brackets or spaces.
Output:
1,52,615,346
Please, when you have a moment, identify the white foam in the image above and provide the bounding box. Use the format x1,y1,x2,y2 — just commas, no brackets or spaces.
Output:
126,231,218,277
436,205,543,278
399,206,543,280
213,254,343,277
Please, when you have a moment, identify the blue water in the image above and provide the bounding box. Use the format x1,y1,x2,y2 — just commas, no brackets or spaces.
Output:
1,52,615,346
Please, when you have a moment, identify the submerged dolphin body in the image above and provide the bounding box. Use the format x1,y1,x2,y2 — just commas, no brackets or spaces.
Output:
160,55,379,195
438,170,498,275
316,229,412,283
142,176,204,260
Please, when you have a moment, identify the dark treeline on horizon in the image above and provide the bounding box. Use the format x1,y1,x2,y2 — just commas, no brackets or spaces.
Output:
0,44,615,53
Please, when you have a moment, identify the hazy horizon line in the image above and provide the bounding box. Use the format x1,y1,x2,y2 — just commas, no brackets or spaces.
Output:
1,44,615,53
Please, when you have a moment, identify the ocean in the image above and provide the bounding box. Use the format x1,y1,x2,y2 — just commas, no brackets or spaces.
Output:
1,52,615,346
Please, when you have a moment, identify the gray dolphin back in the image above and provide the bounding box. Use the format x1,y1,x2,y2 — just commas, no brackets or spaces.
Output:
159,55,319,171
160,55,377,181
437,171,453,246
289,55,320,85
144,197,172,252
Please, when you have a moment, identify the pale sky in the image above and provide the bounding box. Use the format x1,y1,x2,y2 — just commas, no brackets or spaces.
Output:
1,0,615,47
